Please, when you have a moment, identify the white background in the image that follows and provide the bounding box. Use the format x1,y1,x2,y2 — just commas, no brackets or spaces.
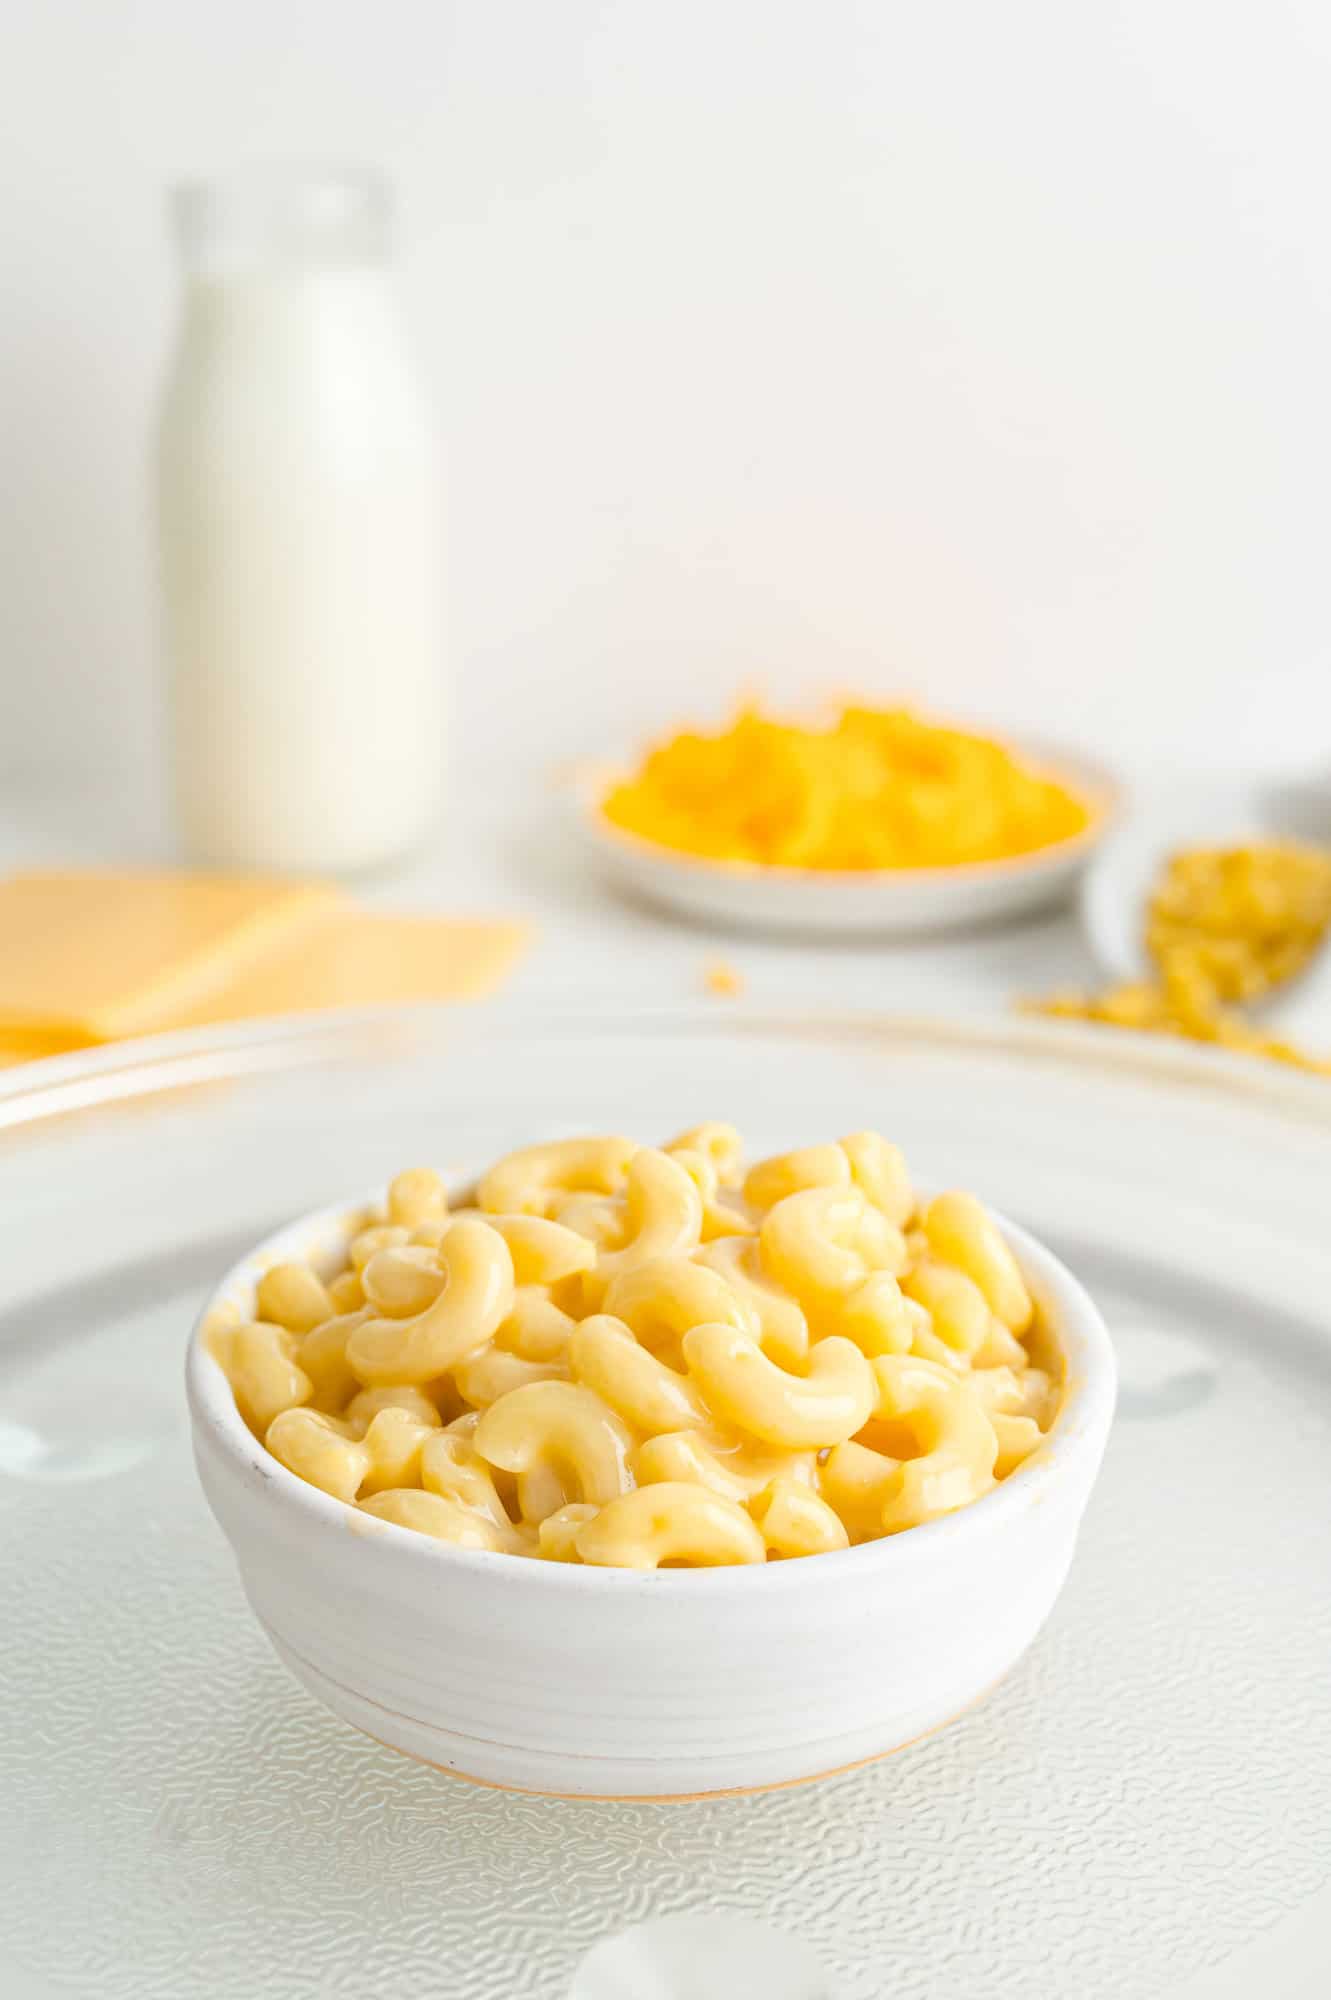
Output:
4,0,1331,803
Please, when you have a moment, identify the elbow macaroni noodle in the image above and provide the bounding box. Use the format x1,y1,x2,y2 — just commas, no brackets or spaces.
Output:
211,1135,1063,1568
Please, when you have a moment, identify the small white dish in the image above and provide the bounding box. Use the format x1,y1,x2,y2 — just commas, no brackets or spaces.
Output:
186,1188,1116,1800
572,740,1119,938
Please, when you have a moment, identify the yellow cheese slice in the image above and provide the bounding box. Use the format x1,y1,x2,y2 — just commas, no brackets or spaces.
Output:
166,910,530,1027
0,870,338,1041
0,871,528,1056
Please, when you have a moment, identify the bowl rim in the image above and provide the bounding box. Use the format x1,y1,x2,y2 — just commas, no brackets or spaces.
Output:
575,735,1121,890
186,1183,1117,1597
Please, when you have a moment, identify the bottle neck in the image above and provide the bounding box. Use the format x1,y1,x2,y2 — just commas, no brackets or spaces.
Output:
171,167,390,281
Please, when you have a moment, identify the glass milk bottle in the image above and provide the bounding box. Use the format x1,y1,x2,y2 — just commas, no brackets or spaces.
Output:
158,168,443,873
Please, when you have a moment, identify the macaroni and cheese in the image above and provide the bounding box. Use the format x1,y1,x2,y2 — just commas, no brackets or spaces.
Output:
211,1130,1062,1568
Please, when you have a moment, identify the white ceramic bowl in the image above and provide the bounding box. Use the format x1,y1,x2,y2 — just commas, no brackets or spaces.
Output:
573,741,1119,938
187,1195,1116,1799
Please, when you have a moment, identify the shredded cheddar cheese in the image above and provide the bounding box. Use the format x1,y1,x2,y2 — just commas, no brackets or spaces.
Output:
704,959,745,997
602,706,1093,871
1031,840,1331,1075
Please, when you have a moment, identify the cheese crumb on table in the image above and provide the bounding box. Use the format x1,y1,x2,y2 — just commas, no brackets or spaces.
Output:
704,960,745,998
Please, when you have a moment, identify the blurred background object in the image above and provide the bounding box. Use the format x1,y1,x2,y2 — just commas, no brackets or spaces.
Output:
599,706,1095,871
576,704,1117,935
1049,803,1331,1070
2,1,1330,1077
159,166,442,873
3,0,1331,829
0,868,527,1068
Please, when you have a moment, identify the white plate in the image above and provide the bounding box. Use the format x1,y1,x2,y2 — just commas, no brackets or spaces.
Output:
1081,780,1331,1036
2,1008,1330,2000
573,742,1119,937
